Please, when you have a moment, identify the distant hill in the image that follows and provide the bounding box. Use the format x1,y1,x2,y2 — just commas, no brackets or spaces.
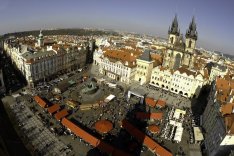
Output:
3,28,119,38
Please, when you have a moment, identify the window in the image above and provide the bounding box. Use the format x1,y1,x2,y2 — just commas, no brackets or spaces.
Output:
170,37,174,44
189,40,192,48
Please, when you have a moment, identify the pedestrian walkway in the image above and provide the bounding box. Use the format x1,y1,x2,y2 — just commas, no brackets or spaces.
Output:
4,96,72,156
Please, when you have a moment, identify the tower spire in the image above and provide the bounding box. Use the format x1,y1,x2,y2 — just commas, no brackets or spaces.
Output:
186,16,197,40
168,14,180,36
38,29,44,47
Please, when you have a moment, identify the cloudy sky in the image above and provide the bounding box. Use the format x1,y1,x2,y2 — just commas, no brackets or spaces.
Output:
0,0,234,54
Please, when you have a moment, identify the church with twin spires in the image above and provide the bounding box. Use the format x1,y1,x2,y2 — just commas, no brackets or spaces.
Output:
163,15,198,70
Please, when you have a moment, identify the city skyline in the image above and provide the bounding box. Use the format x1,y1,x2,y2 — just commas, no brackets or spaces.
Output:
0,0,234,54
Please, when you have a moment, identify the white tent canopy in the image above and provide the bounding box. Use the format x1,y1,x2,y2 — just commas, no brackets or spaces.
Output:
193,127,204,141
12,94,21,98
174,127,183,142
173,109,186,119
169,120,182,127
104,94,116,103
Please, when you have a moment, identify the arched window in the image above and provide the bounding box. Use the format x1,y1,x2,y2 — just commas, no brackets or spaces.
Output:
170,37,174,44
189,40,192,48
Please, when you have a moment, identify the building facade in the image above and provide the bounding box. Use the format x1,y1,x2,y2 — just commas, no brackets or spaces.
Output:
202,77,234,156
149,66,206,98
98,48,141,84
4,31,88,87
0,68,5,94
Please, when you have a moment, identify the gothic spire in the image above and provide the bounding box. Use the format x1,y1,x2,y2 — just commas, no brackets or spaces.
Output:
168,14,180,35
186,16,198,40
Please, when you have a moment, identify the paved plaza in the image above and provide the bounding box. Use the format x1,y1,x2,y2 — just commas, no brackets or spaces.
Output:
2,96,73,156
1,64,202,156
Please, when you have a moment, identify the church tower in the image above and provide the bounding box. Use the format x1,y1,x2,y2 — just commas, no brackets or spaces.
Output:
163,15,181,68
135,50,154,85
185,17,197,52
168,15,180,47
38,30,44,47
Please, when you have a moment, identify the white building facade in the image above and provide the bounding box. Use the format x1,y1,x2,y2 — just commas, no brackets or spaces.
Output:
4,32,88,87
98,49,139,84
202,77,234,156
149,66,206,98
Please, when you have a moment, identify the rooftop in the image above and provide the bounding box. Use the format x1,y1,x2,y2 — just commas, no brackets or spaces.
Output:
103,48,142,68
139,50,152,62
94,120,113,134
54,109,69,121
47,104,60,114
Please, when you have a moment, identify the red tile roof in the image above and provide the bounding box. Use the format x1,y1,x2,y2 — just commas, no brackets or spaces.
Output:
61,118,130,156
224,114,234,134
121,119,172,156
54,109,69,121
221,103,234,116
47,104,60,114
34,96,47,108
177,66,196,76
151,53,163,66
103,48,141,68
216,77,234,104
148,125,160,134
156,99,166,108
150,113,163,120
145,97,157,107
94,120,113,134
61,118,99,146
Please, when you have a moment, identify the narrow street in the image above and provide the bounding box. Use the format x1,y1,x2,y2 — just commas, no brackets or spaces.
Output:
0,45,30,155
